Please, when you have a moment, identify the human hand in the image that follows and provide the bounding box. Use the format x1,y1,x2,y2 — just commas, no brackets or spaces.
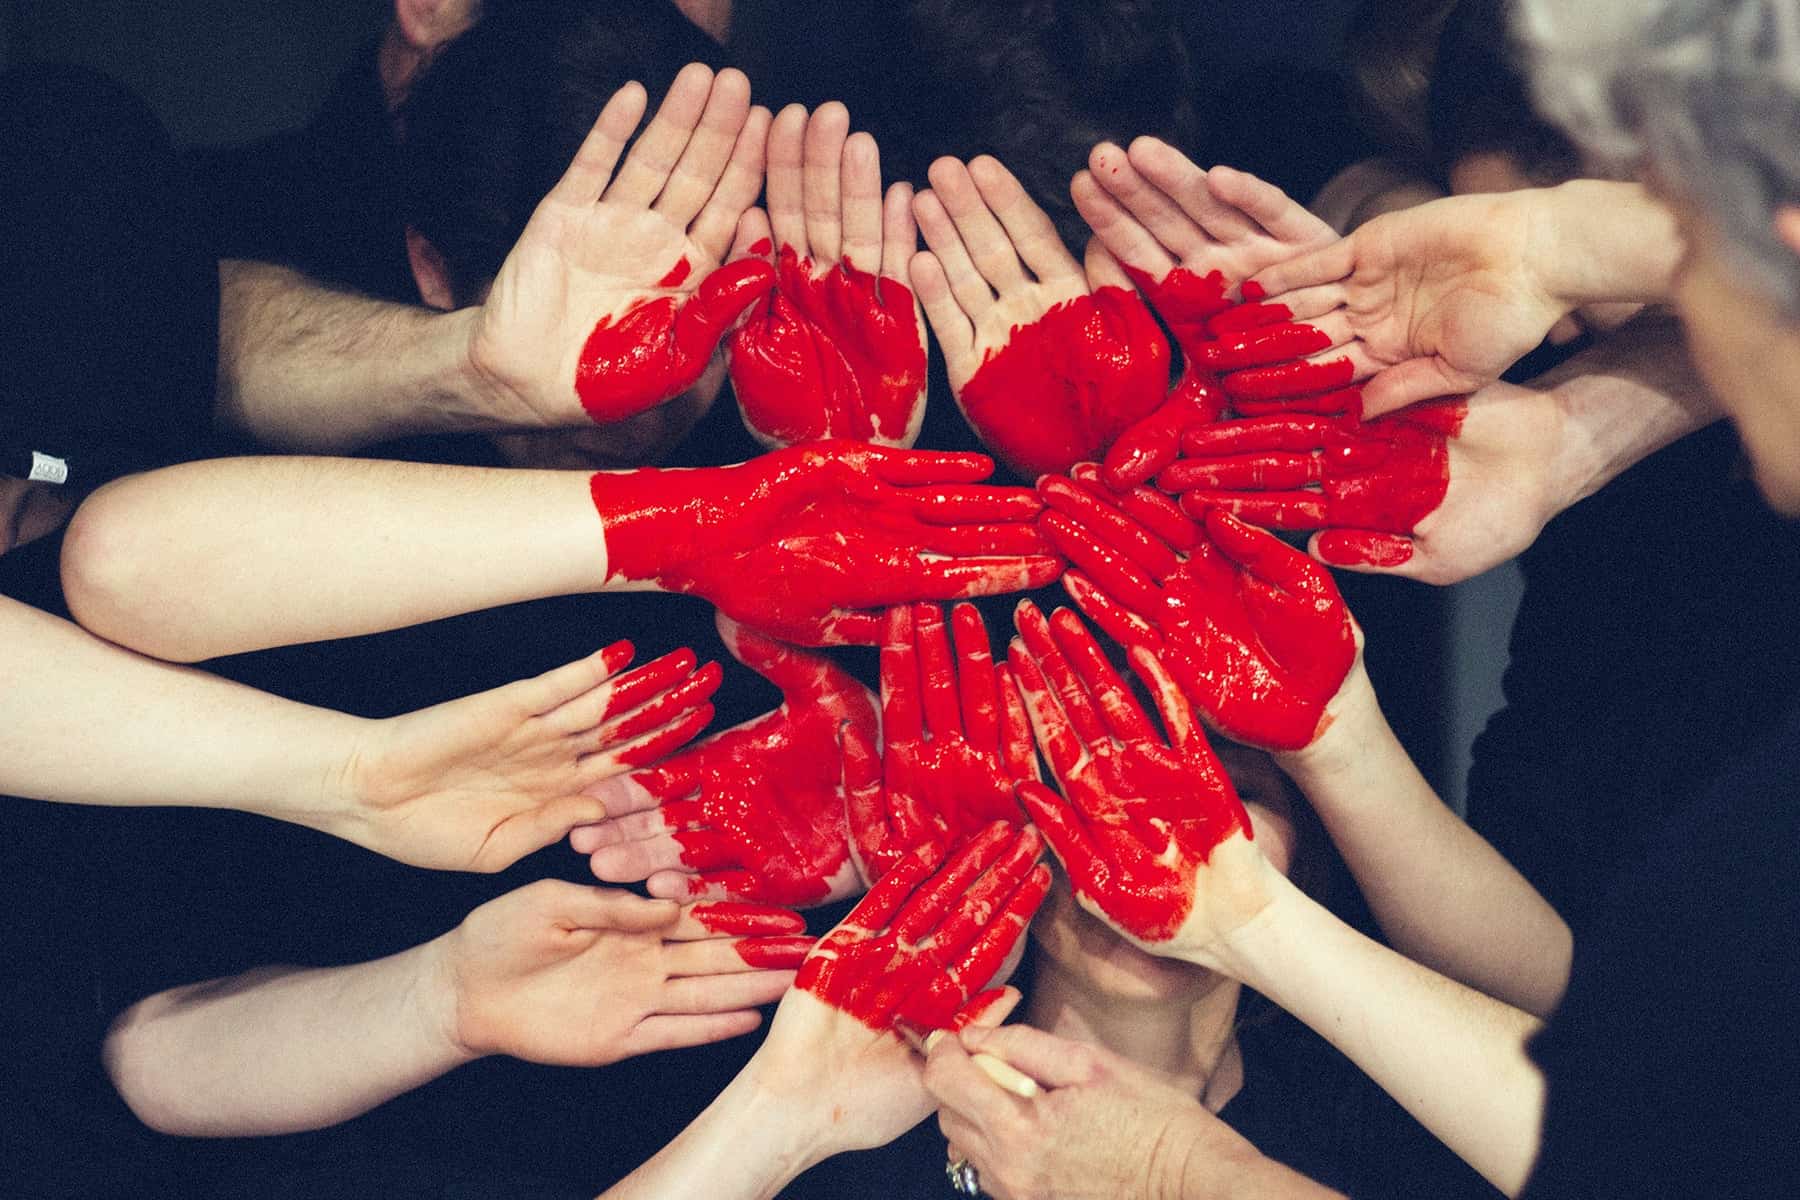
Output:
1037,467,1357,750
911,155,1169,478
1007,601,1271,956
928,1024,1323,1200
590,440,1063,646
844,603,1036,882
573,614,875,906
430,881,809,1068
468,64,775,429
726,104,928,448
346,640,719,872
1072,141,1340,487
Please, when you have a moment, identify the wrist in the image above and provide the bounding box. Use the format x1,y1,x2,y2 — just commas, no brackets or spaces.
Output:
1540,181,1680,307
413,932,488,1068
1274,658,1386,787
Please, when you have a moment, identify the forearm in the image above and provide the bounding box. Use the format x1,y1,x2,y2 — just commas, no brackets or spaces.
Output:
62,455,605,661
216,260,515,451
1206,877,1545,1197
0,594,367,830
1536,181,1682,308
1277,669,1572,1016
104,939,470,1136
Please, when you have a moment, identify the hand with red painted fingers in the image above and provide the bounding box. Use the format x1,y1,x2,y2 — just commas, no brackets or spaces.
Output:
910,155,1170,479
427,882,811,1069
1072,140,1342,486
725,103,928,448
1006,601,1276,959
589,440,1064,646
1036,467,1357,751
843,602,1037,882
346,639,721,872
572,613,875,907
926,1024,1343,1200
466,64,776,430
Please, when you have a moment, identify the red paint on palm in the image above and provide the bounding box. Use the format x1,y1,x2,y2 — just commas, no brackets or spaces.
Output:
633,620,877,906
590,442,1064,646
1121,264,1231,357
796,823,1050,1033
844,603,1035,883
1036,474,1355,750
1162,399,1467,536
574,257,775,423
957,286,1169,478
727,245,928,446
1007,602,1251,944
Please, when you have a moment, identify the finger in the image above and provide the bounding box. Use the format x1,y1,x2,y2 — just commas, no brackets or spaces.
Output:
653,67,752,228
802,102,851,264
1016,779,1101,880
925,827,1046,957
912,187,995,320
1246,236,1357,299
1038,512,1166,620
1175,489,1328,529
967,153,1080,284
533,881,681,931
955,1022,1104,1089
1230,385,1363,419
1203,508,1329,594
951,603,1001,757
587,831,695,882
912,602,964,739
1158,451,1320,491
1082,237,1134,292
1093,140,1207,261
716,613,857,705
1204,163,1335,247
841,716,895,879
1072,166,1177,279
900,555,1067,601
891,821,1015,943
1221,344,1380,406
1012,600,1109,748
840,131,884,273
594,663,720,751
997,667,1039,782
1038,474,1182,582
688,103,773,263
614,1010,764,1059
1312,528,1416,571
924,1020,1033,1128
1125,136,1256,248
594,646,694,719
1061,569,1163,652
664,934,812,977
1360,357,1486,419
659,968,800,1013
680,900,807,939
544,82,647,205
1125,644,1203,757
1046,607,1156,743
1006,641,1083,783
881,603,925,744
604,62,715,207
928,157,1028,294
589,703,712,774
729,206,774,264
1069,463,1204,551
842,839,945,933
909,249,975,356
580,767,679,826
880,181,918,284
650,867,762,902
1198,313,1351,371
765,103,810,257
475,793,610,870
511,639,634,718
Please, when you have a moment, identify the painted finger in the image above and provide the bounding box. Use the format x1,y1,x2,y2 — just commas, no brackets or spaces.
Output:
921,827,1044,957
1161,452,1321,491
1175,414,1338,459
651,867,761,902
1046,607,1156,742
997,667,1039,782
899,555,1067,601
1203,508,1328,594
1312,528,1416,571
840,839,946,934
592,703,715,773
1038,512,1167,619
664,932,814,976
881,603,925,744
1039,474,1182,581
1016,781,1103,886
1006,639,1085,782
1199,314,1351,371
853,444,996,486
1125,645,1202,757
951,603,1001,757
1069,463,1204,552
681,900,807,938
593,658,722,743
912,602,964,739
1175,489,1329,529
891,821,1015,943
1012,600,1110,749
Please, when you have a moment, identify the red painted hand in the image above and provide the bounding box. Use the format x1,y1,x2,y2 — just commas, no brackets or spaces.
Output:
574,614,877,907
843,603,1036,883
689,901,818,970
1037,466,1356,750
590,441,1064,646
795,822,1050,1033
1159,399,1467,568
1006,601,1258,949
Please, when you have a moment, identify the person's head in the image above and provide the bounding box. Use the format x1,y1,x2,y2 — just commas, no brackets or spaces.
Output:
1344,0,1461,164
1519,0,1800,513
398,0,725,468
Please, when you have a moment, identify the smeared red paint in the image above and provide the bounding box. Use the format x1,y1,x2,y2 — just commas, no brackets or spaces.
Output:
656,257,693,289
589,441,1062,646
574,258,775,423
844,603,1033,882
1036,475,1355,750
1163,399,1467,538
957,286,1169,478
690,901,807,936
1122,264,1231,356
732,936,816,969
1007,602,1252,943
1220,354,1355,404
749,237,773,256
1101,266,1232,489
795,824,1049,1032
727,245,928,445
1201,321,1332,370
630,623,878,906
1316,529,1414,567
580,646,720,769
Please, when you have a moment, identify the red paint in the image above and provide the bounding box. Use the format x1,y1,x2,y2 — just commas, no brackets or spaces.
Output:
1200,321,1332,371
1315,529,1414,567
1121,264,1231,357
1007,602,1251,944
1220,354,1355,404
796,823,1050,1033
656,257,694,289
632,622,878,906
690,901,807,937
748,237,773,256
956,286,1169,478
1163,400,1467,538
733,936,816,969
614,704,715,769
1035,475,1355,750
579,647,722,769
727,245,929,445
846,603,1033,882
574,258,775,424
589,441,1063,646
1101,266,1233,489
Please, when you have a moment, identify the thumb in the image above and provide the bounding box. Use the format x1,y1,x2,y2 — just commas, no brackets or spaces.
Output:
1360,357,1482,420
473,793,610,871
674,258,778,360
1311,529,1418,574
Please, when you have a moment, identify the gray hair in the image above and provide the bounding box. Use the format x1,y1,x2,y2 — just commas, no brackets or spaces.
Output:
1516,0,1800,315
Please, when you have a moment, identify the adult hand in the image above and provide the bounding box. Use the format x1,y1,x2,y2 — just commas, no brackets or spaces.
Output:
726,103,928,448
431,881,809,1067
927,1025,1339,1200
573,614,875,906
347,640,719,872
590,440,1063,645
911,155,1169,478
1037,467,1357,750
1007,601,1271,956
468,64,776,429
844,602,1036,882
1072,141,1340,487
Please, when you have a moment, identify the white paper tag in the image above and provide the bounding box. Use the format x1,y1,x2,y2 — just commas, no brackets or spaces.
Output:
28,451,69,485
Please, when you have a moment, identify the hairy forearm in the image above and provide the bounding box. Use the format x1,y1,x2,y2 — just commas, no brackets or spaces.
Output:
104,940,468,1136
1206,877,1545,1197
598,1065,818,1200
1277,669,1572,1017
216,260,510,452
62,455,605,661
0,594,369,829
